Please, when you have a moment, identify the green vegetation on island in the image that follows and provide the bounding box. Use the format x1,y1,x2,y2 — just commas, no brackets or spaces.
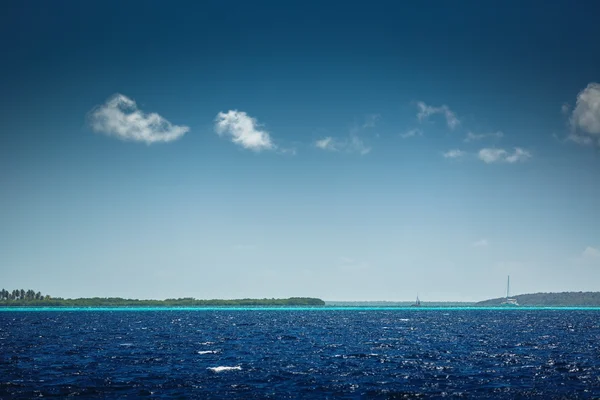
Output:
476,292,600,307
0,289,325,307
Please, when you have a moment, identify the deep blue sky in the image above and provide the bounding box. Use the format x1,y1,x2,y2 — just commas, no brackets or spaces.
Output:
1,0,599,301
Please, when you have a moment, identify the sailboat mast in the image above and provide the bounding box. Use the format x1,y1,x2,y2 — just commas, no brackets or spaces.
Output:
506,275,510,298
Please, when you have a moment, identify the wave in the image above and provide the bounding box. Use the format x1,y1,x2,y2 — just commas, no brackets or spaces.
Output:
208,366,242,372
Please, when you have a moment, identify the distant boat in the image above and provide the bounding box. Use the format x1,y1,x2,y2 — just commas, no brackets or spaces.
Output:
500,275,519,306
411,294,421,307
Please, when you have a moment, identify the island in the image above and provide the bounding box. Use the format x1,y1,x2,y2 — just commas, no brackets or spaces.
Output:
0,289,325,307
476,291,600,307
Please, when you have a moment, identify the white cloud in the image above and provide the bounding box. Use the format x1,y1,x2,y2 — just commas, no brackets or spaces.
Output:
315,135,371,155
88,94,189,144
472,239,489,247
315,137,336,151
478,147,531,164
416,101,460,130
478,148,506,163
363,114,381,128
443,149,465,159
569,83,600,138
505,148,532,163
464,131,504,142
400,128,422,139
582,246,600,260
561,103,571,115
215,110,274,151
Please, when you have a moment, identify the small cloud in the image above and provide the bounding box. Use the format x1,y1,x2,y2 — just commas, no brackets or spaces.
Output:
416,101,460,130
88,94,189,144
315,137,336,151
472,239,489,247
464,131,504,142
478,148,507,163
215,110,274,152
443,149,465,159
400,128,422,139
363,114,381,129
277,147,297,156
478,147,531,164
561,103,571,115
567,82,600,146
505,148,532,163
315,135,371,155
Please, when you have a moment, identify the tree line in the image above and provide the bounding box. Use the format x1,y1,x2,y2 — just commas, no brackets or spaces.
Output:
0,289,48,301
0,289,325,307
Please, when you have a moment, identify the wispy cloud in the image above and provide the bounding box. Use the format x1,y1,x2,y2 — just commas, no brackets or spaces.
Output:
400,128,422,139
215,110,274,151
443,149,466,159
464,131,504,142
88,94,189,144
567,133,595,146
416,101,460,130
478,148,531,164
504,148,532,163
315,118,372,155
567,82,600,147
314,135,371,155
472,239,489,247
349,135,371,154
362,114,381,129
315,137,335,150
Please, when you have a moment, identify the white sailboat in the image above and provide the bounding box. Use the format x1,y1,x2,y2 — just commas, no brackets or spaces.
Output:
411,294,421,307
500,275,519,306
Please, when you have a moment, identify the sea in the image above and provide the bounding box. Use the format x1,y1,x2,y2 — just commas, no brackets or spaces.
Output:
1,308,599,399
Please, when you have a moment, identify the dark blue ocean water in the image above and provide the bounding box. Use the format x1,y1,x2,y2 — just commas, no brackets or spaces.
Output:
1,309,599,399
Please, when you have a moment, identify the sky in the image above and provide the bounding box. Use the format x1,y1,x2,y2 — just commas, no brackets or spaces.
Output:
1,0,600,301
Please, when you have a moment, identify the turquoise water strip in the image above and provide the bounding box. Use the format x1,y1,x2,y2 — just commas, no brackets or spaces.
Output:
1,306,600,312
